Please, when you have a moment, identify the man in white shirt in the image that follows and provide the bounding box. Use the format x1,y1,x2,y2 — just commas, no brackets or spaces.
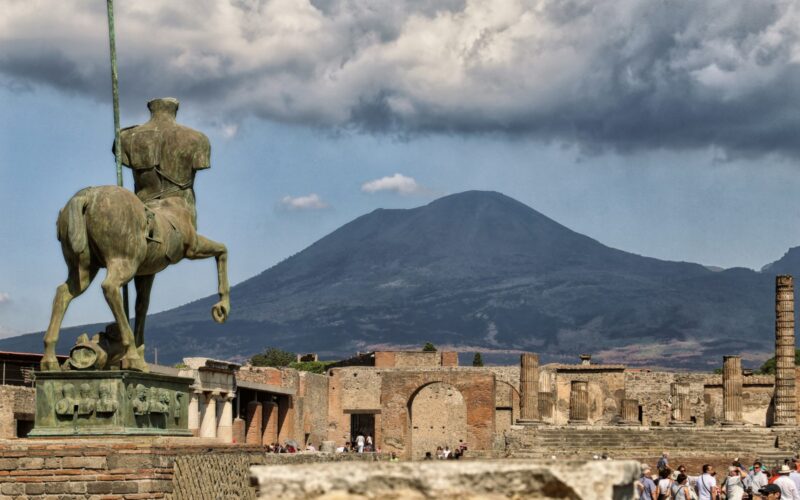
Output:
775,464,800,500
746,462,769,494
696,464,717,500
791,461,800,493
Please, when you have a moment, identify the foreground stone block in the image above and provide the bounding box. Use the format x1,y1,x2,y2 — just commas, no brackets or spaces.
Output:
250,459,640,499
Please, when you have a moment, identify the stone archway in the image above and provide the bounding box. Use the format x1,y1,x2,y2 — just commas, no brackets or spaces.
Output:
409,382,467,459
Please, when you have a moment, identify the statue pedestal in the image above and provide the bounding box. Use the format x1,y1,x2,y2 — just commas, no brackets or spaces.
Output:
30,370,194,437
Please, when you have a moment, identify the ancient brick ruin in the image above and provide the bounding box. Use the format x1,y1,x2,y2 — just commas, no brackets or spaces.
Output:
3,275,800,497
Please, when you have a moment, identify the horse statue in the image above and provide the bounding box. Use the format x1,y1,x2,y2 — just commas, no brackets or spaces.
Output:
41,98,229,372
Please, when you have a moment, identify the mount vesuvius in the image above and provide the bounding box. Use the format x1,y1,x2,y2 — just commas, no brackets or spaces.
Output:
0,191,790,369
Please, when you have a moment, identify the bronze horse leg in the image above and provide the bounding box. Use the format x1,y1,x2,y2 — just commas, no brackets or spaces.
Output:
41,263,98,371
186,235,230,323
133,274,155,352
101,259,148,372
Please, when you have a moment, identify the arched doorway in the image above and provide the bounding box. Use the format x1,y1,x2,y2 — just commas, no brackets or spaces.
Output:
409,382,467,459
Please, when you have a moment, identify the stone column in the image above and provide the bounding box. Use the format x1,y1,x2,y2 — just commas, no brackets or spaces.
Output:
217,393,235,442
723,356,743,425
775,275,797,426
245,401,263,445
619,399,639,425
199,391,219,439
669,383,692,426
262,401,279,446
569,381,589,424
519,353,540,422
187,387,202,436
537,371,554,422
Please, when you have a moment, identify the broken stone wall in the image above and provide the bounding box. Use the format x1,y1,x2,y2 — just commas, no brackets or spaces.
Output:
0,385,34,438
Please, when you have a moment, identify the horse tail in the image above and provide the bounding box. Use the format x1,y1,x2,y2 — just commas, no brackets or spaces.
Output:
58,189,91,254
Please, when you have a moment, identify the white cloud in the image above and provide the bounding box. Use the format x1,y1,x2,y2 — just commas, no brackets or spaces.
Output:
0,292,10,304
361,173,426,195
220,123,239,139
279,193,329,211
1,0,800,157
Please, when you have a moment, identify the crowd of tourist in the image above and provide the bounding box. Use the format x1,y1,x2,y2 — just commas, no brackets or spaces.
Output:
638,451,800,499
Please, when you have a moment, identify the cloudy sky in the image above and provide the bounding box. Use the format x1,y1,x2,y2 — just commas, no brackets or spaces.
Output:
1,0,800,337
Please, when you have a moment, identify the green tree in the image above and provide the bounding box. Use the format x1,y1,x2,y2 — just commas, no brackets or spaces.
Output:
250,347,296,368
757,349,800,374
289,360,338,374
472,352,484,367
422,342,437,352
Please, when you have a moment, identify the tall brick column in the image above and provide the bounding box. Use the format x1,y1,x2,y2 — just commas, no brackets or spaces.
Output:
775,275,797,426
537,371,554,422
722,356,743,425
262,401,279,446
619,399,639,425
519,353,540,422
232,417,246,444
568,381,589,424
245,401,263,445
669,383,692,426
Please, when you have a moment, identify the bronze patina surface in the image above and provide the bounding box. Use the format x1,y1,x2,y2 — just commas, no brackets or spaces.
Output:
40,98,230,373
30,370,193,437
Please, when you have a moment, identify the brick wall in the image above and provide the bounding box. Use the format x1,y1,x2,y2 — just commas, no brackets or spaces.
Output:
0,439,390,499
379,369,495,459
296,372,328,447
0,385,34,438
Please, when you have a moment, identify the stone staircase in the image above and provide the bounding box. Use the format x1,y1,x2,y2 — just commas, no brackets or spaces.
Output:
505,426,791,459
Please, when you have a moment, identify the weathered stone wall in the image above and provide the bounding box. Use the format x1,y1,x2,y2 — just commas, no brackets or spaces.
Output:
295,372,329,447
409,382,467,458
380,368,495,459
703,375,774,426
236,366,294,388
0,385,34,438
624,371,708,426
327,367,383,446
553,370,624,425
376,351,440,368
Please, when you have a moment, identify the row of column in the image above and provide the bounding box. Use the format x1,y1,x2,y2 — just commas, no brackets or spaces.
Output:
520,359,747,426
187,388,235,442
244,400,281,446
521,274,798,428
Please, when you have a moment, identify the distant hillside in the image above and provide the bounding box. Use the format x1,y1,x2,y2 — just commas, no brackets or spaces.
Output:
1,191,788,368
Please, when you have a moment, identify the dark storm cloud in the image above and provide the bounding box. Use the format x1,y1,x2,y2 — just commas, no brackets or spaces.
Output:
1,0,799,157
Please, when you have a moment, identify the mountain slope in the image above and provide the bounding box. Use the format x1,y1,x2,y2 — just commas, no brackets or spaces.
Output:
0,191,785,368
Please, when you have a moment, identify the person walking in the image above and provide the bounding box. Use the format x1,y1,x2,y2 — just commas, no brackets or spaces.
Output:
366,434,373,452
696,465,717,500
774,464,800,500
658,453,670,473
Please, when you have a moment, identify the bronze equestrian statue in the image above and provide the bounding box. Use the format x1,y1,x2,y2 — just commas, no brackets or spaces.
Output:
41,98,230,372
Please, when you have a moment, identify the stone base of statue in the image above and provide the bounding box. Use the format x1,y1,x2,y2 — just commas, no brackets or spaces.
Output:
30,370,193,437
